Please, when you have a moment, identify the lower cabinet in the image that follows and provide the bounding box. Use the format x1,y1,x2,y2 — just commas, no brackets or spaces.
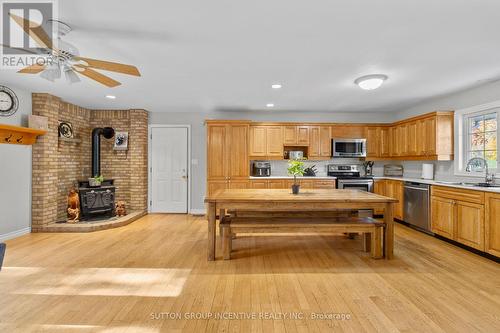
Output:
431,196,455,239
485,193,500,257
207,180,228,196
208,179,250,195
377,180,404,220
249,179,335,190
431,186,485,251
373,180,386,215
455,201,484,250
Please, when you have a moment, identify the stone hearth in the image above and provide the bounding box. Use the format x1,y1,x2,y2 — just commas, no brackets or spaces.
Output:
31,93,148,232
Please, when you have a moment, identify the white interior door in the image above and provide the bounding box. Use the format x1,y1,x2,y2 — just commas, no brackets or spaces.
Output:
151,127,188,213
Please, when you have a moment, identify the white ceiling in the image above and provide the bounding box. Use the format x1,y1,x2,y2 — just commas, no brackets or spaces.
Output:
2,0,500,113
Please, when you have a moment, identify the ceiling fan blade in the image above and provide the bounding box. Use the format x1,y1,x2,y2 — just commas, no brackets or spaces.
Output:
74,66,121,87
74,57,141,76
8,13,54,49
18,64,46,74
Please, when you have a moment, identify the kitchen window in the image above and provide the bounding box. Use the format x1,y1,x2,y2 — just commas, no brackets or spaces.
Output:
455,103,500,176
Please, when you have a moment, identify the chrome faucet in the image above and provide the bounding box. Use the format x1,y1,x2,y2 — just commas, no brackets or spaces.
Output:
465,157,495,184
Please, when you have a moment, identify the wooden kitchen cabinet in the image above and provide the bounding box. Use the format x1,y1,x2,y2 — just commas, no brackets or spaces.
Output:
250,179,268,189
374,179,403,219
266,126,284,157
268,179,286,189
207,180,228,196
373,180,386,215
207,121,250,195
456,201,484,250
284,126,309,145
407,121,418,156
485,193,500,257
398,124,409,156
309,126,331,158
283,126,297,145
424,116,437,156
431,186,485,251
207,124,227,180
249,125,284,157
313,180,336,189
366,127,380,158
431,196,456,239
249,126,267,156
416,119,426,156
389,127,399,156
384,180,404,220
228,180,250,190
379,127,391,157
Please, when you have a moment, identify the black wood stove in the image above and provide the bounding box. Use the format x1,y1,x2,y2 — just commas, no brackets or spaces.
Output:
78,179,116,219
79,127,116,220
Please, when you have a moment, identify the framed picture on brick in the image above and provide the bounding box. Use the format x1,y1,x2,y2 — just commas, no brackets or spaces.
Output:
114,131,129,150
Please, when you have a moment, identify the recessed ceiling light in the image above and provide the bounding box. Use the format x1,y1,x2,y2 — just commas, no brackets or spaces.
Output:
354,74,388,90
105,95,116,99
266,103,275,108
271,84,282,89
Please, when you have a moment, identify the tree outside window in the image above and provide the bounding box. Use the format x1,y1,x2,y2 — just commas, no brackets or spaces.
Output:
466,112,497,170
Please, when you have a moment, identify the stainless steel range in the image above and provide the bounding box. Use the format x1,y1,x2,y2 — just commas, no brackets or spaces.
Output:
327,164,374,217
327,164,374,192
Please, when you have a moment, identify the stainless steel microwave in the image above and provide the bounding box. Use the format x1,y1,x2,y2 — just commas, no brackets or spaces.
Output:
331,138,367,157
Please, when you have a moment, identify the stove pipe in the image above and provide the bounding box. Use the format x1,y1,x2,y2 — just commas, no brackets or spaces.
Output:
91,127,115,177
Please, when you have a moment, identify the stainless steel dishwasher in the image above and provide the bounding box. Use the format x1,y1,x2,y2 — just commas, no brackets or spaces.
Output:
403,181,431,233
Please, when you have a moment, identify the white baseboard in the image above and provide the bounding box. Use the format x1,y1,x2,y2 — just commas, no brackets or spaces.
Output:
190,209,206,216
0,227,31,243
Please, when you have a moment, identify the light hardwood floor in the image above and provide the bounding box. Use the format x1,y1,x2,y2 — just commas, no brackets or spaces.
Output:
0,214,499,332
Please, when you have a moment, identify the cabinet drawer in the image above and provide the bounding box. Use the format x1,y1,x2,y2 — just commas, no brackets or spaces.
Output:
431,186,484,204
313,180,336,189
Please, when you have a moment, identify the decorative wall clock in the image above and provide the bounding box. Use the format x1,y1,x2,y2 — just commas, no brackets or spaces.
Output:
0,86,19,117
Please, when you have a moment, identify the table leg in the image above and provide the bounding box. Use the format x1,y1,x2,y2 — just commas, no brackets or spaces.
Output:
384,203,394,259
207,202,216,261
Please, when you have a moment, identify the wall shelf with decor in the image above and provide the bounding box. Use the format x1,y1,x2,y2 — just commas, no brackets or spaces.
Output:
58,137,82,144
0,123,46,145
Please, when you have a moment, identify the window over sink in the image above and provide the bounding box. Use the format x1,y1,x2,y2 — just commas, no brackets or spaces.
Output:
455,102,500,176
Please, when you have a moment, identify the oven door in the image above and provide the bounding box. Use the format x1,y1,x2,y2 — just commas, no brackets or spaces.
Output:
337,179,374,217
337,179,373,192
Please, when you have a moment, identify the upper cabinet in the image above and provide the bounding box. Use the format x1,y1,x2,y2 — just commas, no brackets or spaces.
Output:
366,111,454,161
365,127,380,158
309,126,331,158
210,110,454,163
249,125,283,158
283,125,309,145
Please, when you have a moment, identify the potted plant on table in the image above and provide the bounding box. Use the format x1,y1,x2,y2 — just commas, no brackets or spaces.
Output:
287,159,306,194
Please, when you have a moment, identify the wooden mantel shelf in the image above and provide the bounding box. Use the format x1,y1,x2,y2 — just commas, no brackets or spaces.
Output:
0,123,46,145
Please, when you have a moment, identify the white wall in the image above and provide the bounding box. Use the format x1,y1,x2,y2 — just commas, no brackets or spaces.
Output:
149,110,394,211
0,84,32,242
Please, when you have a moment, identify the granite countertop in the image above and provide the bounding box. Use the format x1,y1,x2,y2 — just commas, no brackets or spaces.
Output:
373,176,500,193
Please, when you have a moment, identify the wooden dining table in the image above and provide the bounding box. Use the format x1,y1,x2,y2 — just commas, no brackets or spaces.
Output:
205,188,397,260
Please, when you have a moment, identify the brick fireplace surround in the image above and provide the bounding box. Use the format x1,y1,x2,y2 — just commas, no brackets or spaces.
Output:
31,93,148,232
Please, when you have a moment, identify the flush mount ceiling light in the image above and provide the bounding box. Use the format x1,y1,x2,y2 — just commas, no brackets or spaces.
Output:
106,95,116,99
354,74,388,90
266,103,275,108
271,84,282,89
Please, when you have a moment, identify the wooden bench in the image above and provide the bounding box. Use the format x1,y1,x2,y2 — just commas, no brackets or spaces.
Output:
220,216,385,260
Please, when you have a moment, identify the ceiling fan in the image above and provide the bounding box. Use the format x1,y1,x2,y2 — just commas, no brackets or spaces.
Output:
4,13,141,87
